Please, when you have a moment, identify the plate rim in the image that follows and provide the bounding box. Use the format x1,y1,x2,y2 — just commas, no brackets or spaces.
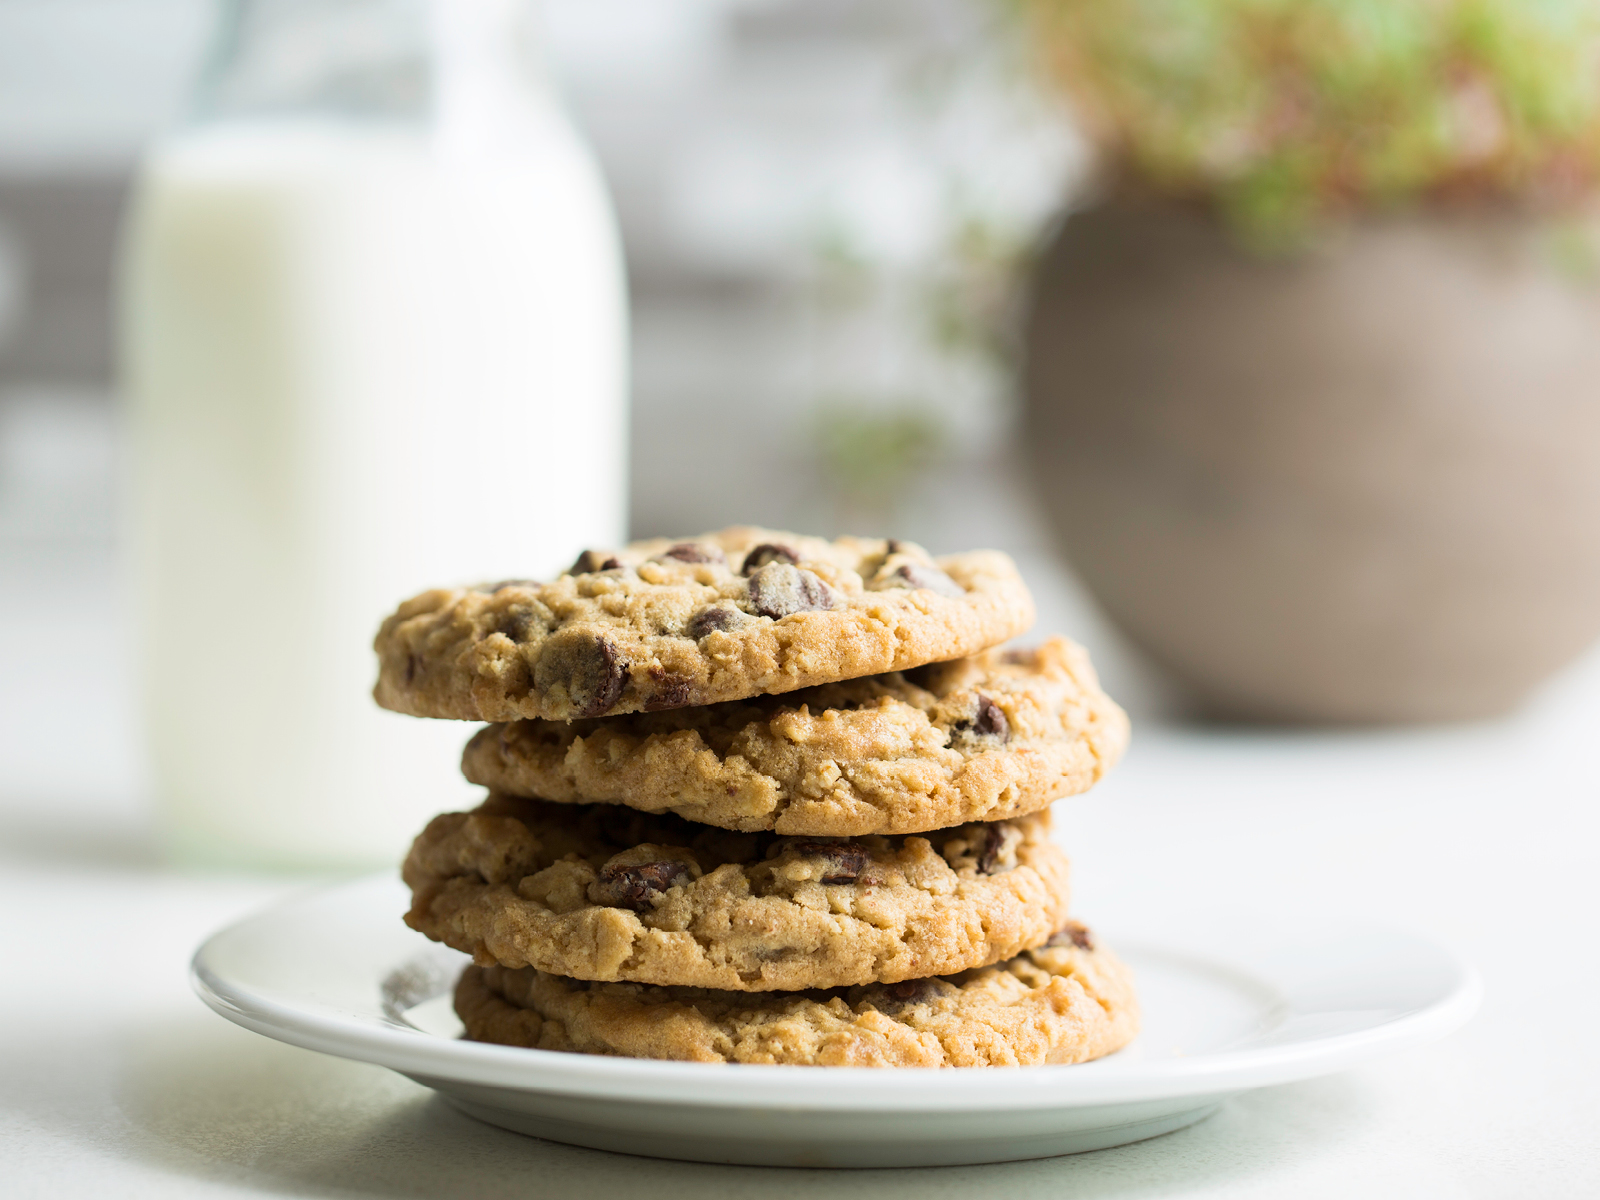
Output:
191,874,1482,1112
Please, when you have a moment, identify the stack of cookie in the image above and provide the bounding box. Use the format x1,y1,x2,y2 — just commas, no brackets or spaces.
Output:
374,528,1137,1067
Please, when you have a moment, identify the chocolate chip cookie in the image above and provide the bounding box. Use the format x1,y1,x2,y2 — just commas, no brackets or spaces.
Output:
454,922,1136,1067
403,795,1070,991
373,529,1034,722
461,637,1128,836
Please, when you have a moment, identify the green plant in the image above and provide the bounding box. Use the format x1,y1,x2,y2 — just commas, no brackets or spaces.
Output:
1014,0,1600,246
811,401,947,511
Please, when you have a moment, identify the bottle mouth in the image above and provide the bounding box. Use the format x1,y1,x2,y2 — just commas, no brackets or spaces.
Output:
187,0,434,125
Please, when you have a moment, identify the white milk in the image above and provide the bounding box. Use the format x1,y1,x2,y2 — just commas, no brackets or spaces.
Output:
121,100,626,866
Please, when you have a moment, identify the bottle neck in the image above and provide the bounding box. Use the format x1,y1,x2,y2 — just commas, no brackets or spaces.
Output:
190,0,553,135
430,0,557,158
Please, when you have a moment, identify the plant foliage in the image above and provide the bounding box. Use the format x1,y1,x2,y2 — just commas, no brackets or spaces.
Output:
1014,0,1600,244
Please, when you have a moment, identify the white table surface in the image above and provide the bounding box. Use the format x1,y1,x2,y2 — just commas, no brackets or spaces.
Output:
4,539,1599,1199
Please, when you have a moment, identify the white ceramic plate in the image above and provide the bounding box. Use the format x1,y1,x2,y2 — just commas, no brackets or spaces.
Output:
191,875,1480,1168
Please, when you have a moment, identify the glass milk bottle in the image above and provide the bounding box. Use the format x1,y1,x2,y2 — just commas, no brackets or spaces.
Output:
120,0,627,868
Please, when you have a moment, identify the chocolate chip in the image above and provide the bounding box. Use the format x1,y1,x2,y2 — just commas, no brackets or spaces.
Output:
568,550,621,574
879,978,936,1010
644,669,694,711
748,563,835,619
535,631,629,717
887,562,965,599
975,824,1011,874
1046,922,1095,951
781,839,872,884
403,654,420,685
950,695,1009,746
495,607,534,642
884,979,928,1001
481,579,539,593
686,605,738,640
885,539,906,555
741,543,798,575
592,860,693,911
1000,649,1032,665
658,542,723,564
973,695,1008,740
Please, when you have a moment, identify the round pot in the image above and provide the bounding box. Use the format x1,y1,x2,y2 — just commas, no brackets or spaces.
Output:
1022,198,1600,723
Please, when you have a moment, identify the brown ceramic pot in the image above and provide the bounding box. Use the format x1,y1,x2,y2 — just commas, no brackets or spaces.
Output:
1022,198,1600,723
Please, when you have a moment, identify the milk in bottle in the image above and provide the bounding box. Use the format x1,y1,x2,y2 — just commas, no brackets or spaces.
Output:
120,0,627,866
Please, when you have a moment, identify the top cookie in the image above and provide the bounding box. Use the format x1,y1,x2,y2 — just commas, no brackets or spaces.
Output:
462,636,1128,836
373,528,1034,722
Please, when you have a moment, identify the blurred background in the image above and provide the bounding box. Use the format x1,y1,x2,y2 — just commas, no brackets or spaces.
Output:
5,0,1600,868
